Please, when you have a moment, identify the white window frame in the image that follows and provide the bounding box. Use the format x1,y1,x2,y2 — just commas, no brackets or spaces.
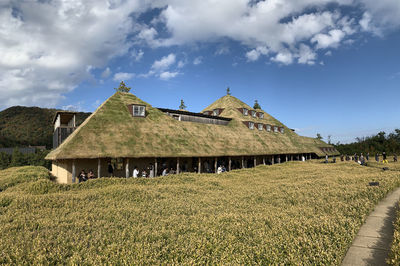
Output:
274,126,278,133
133,105,145,117
213,109,218,116
259,112,264,119
280,127,284,133
258,123,263,131
266,125,271,132
249,122,254,130
251,110,256,118
243,108,248,116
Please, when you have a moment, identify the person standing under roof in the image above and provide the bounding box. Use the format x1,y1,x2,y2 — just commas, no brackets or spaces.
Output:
133,166,139,178
78,170,87,183
162,168,168,176
107,162,114,177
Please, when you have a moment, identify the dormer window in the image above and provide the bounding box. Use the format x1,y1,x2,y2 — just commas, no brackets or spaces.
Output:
213,109,218,116
243,108,248,116
280,127,284,134
133,105,145,117
249,122,254,130
266,124,271,132
259,113,264,119
274,126,278,133
251,110,256,118
258,123,263,131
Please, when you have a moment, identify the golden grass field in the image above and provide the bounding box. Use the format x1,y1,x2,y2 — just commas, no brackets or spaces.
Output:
0,160,399,264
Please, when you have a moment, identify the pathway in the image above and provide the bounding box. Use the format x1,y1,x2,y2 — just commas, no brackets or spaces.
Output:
341,187,400,266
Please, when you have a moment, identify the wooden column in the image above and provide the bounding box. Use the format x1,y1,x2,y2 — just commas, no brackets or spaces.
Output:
278,156,281,164
291,155,293,161
125,158,129,178
198,158,201,174
285,155,288,162
271,156,274,165
177,157,180,174
97,158,101,178
228,157,232,171
154,158,158,177
72,159,76,183
254,157,257,167
241,156,245,168
263,157,266,165
214,157,218,173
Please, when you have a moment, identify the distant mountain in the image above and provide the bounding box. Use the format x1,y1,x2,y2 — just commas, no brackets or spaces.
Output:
0,106,91,149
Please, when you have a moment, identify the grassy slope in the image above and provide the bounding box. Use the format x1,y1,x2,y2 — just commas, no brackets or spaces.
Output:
1,161,400,264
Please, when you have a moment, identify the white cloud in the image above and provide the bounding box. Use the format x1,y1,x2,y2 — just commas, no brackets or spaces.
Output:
113,72,135,81
311,29,346,49
325,51,332,56
215,46,230,55
297,44,316,65
246,46,269,62
151,53,176,71
131,49,144,62
0,0,145,109
2,0,400,108
272,51,294,65
101,67,112,79
193,56,203,65
139,53,180,80
177,60,186,68
159,71,180,80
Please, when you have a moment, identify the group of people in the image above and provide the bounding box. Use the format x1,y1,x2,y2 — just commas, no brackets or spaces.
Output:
338,152,398,165
78,169,96,183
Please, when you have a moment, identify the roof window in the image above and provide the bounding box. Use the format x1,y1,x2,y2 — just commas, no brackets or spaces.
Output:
249,122,254,130
133,105,145,117
280,127,284,134
266,124,271,132
258,123,263,131
251,110,256,118
243,108,248,116
213,109,219,116
259,112,264,119
274,126,278,133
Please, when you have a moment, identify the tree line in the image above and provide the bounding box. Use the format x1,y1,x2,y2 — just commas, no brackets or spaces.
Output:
334,129,400,155
0,149,51,170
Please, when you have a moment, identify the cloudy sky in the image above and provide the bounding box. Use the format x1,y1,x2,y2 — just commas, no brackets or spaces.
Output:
1,0,399,143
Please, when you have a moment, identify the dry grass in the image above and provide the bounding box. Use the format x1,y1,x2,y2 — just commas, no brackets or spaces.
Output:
0,160,399,264
46,92,337,160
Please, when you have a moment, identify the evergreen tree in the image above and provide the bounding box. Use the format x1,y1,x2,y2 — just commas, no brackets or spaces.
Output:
316,133,323,140
114,81,131,93
10,148,26,167
0,152,10,170
179,99,187,110
253,100,261,109
226,87,231,95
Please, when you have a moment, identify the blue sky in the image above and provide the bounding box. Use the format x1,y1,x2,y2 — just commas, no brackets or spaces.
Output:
0,0,399,143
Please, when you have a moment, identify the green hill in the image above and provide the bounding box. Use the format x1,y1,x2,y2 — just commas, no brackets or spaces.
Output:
1,162,399,264
0,106,90,149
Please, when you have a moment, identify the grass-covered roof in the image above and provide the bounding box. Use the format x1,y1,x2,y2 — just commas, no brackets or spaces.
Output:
46,92,337,160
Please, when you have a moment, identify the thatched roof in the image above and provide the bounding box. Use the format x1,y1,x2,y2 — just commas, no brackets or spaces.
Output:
46,92,338,160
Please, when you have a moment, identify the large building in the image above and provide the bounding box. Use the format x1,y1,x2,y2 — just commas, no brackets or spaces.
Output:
46,91,338,183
